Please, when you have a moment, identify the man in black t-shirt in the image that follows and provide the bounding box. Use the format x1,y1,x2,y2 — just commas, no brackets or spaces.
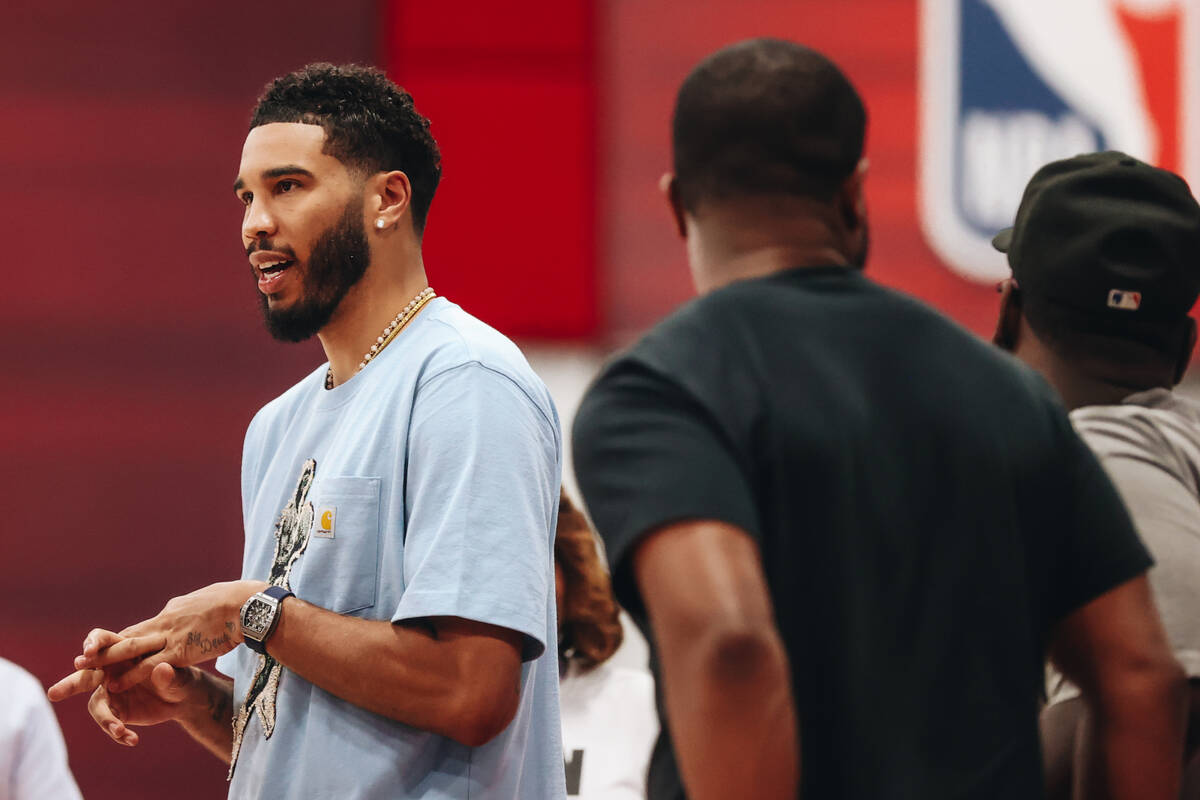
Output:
572,39,1186,800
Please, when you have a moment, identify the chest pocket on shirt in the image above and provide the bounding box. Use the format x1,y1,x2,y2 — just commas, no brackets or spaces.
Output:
293,476,381,615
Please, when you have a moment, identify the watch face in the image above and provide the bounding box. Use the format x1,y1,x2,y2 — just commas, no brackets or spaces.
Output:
243,597,274,639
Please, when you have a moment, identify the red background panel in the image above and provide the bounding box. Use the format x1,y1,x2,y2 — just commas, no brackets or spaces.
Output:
600,0,1002,341
392,74,598,338
601,1,1197,342
392,0,592,55
1,2,374,798
1120,10,1181,172
386,0,599,339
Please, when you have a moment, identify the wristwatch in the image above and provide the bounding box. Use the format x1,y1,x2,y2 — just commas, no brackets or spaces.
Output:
239,586,294,655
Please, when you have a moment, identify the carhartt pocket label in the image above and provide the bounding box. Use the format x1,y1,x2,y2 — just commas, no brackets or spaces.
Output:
314,506,336,539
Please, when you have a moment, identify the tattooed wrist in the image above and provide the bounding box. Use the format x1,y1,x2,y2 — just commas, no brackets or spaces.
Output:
186,630,232,657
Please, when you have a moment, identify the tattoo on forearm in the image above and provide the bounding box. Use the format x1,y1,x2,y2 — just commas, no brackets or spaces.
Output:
206,681,231,722
187,631,232,655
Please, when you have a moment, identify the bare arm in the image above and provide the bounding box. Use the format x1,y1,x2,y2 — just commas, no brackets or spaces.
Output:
633,518,797,800
266,603,524,747
1044,440,1200,796
177,669,236,762
1050,677,1200,796
54,582,525,748
1048,574,1187,800
1048,684,1200,800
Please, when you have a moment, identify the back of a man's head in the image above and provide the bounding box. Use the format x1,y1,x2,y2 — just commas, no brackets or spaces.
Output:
994,151,1200,379
251,63,442,234
672,38,866,213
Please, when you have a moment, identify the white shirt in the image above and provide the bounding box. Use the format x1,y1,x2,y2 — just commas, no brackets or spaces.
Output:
0,658,82,800
560,658,658,799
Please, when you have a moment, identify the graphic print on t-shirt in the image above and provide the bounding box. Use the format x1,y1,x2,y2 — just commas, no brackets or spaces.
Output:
228,458,316,779
564,749,583,795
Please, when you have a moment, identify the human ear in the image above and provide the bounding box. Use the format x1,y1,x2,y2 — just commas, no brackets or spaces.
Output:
372,170,413,231
660,172,687,238
836,159,870,266
992,280,1022,351
838,158,869,231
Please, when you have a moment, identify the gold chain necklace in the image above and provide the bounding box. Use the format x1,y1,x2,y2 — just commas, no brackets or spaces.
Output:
324,287,436,389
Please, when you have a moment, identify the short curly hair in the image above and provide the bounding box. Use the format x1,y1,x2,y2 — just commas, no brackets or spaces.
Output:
251,63,442,234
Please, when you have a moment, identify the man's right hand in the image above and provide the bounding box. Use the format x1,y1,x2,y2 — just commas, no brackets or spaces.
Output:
49,662,200,747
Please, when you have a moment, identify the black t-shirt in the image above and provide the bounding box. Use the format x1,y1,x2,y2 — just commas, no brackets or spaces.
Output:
572,266,1151,800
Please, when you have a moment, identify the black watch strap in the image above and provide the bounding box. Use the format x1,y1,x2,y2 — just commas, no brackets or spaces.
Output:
262,585,294,603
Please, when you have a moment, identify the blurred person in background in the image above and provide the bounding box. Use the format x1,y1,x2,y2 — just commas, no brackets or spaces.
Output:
1,657,82,800
47,63,566,799
556,491,657,799
572,38,1186,800
992,151,1200,798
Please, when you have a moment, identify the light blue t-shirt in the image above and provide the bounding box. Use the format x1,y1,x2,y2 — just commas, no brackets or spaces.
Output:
215,298,567,799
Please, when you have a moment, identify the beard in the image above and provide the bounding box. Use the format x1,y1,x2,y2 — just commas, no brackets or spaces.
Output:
253,199,371,343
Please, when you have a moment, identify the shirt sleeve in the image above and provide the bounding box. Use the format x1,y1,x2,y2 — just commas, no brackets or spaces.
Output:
572,358,760,615
1044,414,1154,625
13,674,83,800
394,362,560,662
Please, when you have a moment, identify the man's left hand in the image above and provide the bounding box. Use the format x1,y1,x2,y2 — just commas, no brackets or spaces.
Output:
67,580,267,694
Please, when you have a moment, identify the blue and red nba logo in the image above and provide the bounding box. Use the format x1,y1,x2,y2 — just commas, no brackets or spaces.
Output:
920,0,1200,283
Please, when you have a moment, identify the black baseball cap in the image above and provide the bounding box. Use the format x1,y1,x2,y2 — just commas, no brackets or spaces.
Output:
993,151,1200,354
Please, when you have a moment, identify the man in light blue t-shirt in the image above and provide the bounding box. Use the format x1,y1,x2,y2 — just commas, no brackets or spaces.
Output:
49,63,567,799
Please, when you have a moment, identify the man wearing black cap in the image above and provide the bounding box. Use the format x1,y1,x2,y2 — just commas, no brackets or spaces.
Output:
573,40,1185,800
994,150,1200,797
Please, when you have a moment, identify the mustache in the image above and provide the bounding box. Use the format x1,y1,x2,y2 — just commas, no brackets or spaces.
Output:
245,239,298,259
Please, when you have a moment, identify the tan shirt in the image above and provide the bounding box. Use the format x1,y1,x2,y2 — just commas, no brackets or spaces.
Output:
1048,388,1200,704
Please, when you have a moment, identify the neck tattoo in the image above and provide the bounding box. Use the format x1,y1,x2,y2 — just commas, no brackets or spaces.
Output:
324,286,436,389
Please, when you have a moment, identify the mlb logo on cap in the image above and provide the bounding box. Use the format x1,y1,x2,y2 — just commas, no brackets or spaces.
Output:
1107,289,1143,310
919,0,1200,284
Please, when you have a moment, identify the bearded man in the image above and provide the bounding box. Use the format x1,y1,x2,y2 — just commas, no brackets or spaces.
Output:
49,64,567,800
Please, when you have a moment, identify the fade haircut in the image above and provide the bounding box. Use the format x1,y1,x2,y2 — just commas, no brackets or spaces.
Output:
672,38,867,211
1025,307,1182,375
251,63,442,234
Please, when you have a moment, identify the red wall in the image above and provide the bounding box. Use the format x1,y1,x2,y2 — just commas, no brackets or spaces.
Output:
382,0,1009,345
600,0,1000,339
0,3,375,798
600,1,1197,340
385,0,600,339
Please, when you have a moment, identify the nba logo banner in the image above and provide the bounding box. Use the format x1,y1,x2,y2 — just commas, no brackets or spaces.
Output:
920,0,1200,283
